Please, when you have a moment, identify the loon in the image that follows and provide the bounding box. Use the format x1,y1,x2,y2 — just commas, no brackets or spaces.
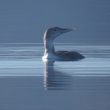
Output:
42,27,85,61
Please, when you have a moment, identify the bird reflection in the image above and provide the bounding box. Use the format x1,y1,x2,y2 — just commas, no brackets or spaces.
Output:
43,61,73,90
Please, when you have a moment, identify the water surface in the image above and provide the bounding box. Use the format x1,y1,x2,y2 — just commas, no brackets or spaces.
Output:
0,44,110,110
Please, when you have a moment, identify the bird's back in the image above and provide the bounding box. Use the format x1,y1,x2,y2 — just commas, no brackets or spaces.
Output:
55,51,85,61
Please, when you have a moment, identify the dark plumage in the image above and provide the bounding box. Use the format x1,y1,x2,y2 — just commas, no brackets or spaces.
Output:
55,51,85,61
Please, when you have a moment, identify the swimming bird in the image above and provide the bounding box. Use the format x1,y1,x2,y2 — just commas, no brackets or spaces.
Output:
42,27,85,61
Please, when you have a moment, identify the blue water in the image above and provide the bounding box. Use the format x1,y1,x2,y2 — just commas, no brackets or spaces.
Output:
0,44,110,110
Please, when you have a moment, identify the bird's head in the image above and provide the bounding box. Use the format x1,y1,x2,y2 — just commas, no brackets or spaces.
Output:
44,27,72,40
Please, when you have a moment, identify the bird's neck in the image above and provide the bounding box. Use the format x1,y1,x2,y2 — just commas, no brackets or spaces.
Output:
44,38,55,56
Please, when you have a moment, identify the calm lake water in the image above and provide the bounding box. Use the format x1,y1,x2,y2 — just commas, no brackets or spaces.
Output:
0,43,110,110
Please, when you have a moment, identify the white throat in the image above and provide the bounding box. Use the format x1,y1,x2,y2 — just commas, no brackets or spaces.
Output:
42,35,56,61
44,39,55,55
